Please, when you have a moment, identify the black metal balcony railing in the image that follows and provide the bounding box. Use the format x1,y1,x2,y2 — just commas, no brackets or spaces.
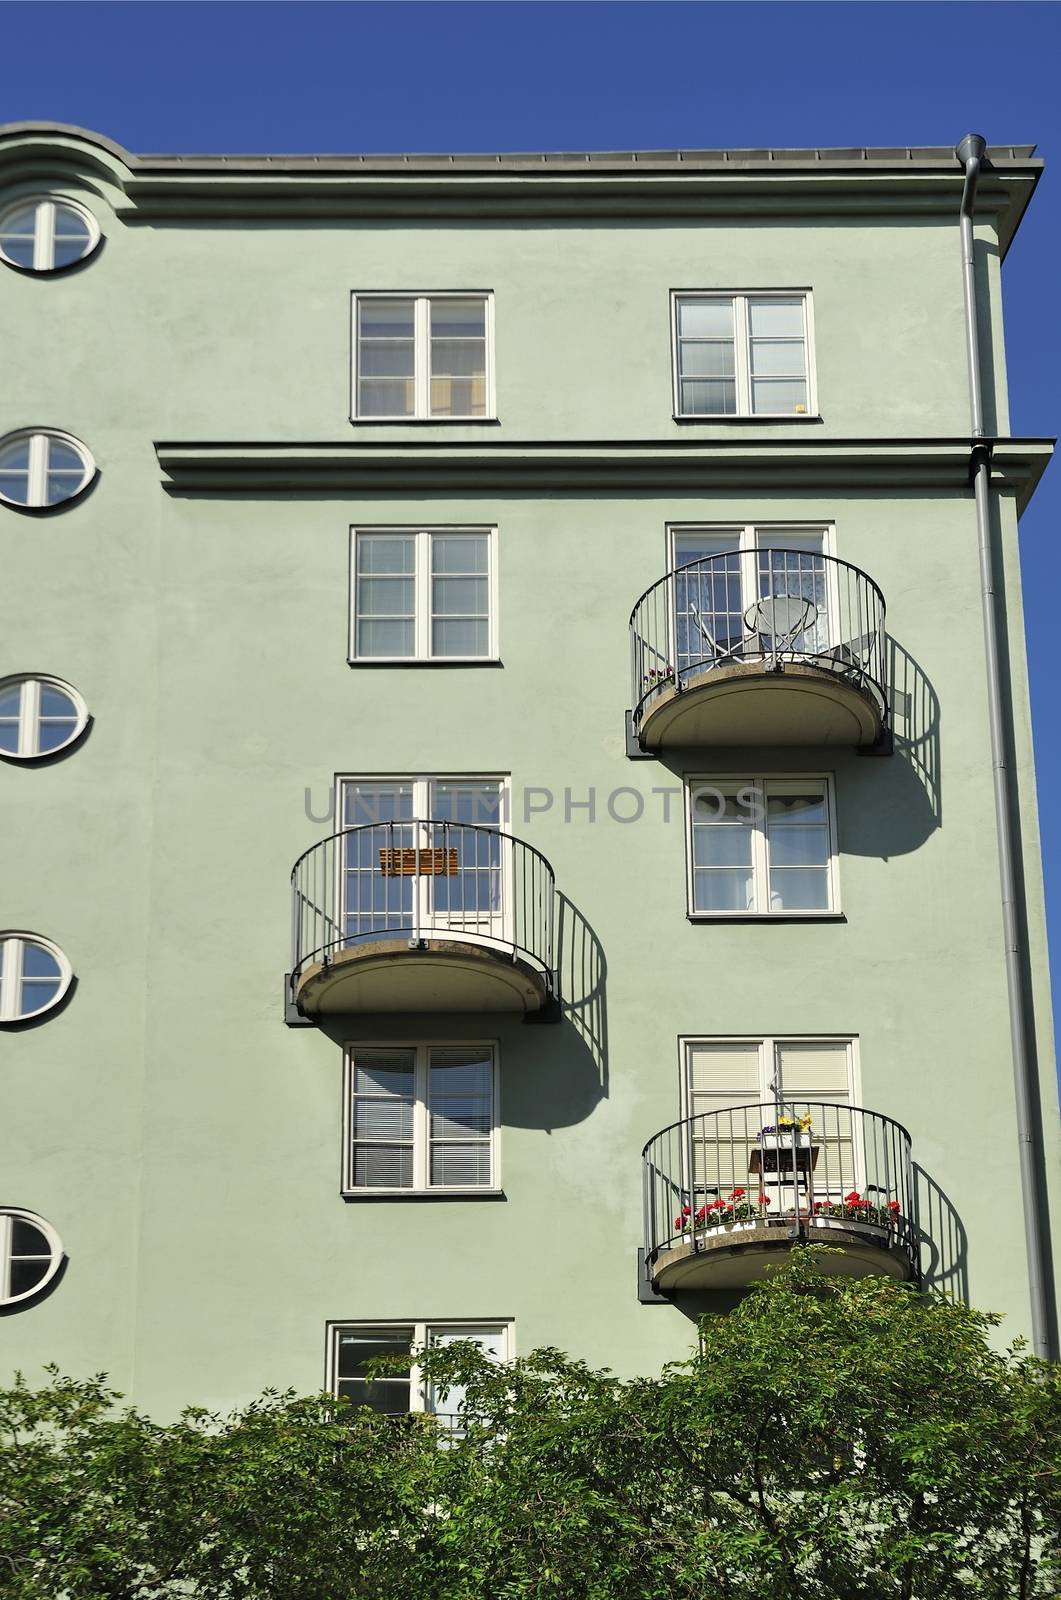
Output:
630,548,888,733
290,820,556,998
642,1102,917,1276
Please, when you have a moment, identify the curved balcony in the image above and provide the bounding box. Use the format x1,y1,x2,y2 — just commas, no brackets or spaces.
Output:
290,821,557,1018
630,550,887,751
643,1102,917,1293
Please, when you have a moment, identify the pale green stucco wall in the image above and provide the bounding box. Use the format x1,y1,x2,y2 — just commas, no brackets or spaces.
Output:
0,160,1056,1415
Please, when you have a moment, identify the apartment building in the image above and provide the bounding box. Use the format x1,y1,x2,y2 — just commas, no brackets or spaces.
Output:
0,124,1058,1418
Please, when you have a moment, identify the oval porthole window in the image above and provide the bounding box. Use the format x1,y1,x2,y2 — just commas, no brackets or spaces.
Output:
0,675,88,760
0,430,94,509
0,196,100,273
0,933,73,1024
0,1209,63,1306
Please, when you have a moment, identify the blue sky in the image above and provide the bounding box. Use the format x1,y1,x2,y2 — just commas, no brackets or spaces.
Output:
4,0,1061,1004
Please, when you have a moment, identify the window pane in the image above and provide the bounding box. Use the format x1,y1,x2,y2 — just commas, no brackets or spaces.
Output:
680,341,736,378
768,826,829,868
0,440,31,472
36,722,78,753
353,1053,415,1093
767,790,828,823
351,1144,414,1187
45,474,84,506
358,342,415,378
432,781,502,826
678,299,734,338
770,868,829,910
692,823,753,868
432,618,488,657
680,379,736,415
39,686,76,717
430,377,486,417
45,440,86,475
750,340,806,377
352,1096,414,1140
0,474,29,503
359,379,415,416
0,724,18,753
337,1378,411,1414
431,535,487,575
11,1219,49,1255
1,206,36,235
53,234,91,269
21,943,61,979
0,687,21,717
9,1259,49,1297
430,339,486,379
357,576,414,616
749,299,804,337
0,237,34,268
343,783,413,827
693,868,754,912
356,618,414,656
359,301,415,338
751,379,808,414
358,535,415,575
431,299,486,338
432,576,486,616
20,978,60,1012
431,1143,492,1186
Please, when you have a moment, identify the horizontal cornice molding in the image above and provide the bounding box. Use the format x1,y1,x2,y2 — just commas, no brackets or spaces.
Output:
0,124,1040,253
155,437,1054,512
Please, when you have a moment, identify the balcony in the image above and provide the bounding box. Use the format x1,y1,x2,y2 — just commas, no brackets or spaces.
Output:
290,821,557,1019
642,1102,917,1293
629,549,888,752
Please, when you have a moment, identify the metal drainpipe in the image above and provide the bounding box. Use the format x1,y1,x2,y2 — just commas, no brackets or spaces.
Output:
957,132,1054,1359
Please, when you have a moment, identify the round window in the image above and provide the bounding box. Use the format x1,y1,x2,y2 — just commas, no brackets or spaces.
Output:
0,933,73,1023
0,1210,63,1306
0,431,94,509
0,675,88,760
0,196,100,272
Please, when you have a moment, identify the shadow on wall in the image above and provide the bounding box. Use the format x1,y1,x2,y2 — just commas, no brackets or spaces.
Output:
887,632,942,834
313,889,609,1134
913,1163,968,1304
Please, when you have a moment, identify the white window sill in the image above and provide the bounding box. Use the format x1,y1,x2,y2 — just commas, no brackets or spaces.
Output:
341,1188,506,1201
347,657,502,668
349,416,500,425
673,413,823,424
687,910,845,923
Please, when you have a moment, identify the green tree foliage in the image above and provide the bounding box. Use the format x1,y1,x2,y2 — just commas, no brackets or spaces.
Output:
1,1253,1058,1598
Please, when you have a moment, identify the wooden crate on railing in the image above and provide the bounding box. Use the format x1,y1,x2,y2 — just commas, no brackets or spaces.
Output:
378,846,460,878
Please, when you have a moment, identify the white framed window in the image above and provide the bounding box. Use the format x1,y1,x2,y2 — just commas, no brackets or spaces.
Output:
344,1042,498,1194
0,430,95,509
0,1209,63,1306
350,528,498,661
0,675,88,760
681,1036,858,1210
668,523,835,675
352,293,494,419
328,1320,512,1423
671,292,814,417
685,775,838,916
0,196,100,273
0,933,73,1023
338,775,511,948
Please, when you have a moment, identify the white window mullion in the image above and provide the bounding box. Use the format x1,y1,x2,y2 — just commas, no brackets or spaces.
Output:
33,200,55,272
415,1049,430,1189
751,782,769,914
0,1215,10,1300
415,531,431,658
410,1321,427,1414
415,298,430,417
0,938,23,1024
27,433,48,506
19,678,40,758
738,525,758,639
734,297,752,414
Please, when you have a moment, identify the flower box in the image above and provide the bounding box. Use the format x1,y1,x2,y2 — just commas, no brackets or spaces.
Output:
759,1131,812,1151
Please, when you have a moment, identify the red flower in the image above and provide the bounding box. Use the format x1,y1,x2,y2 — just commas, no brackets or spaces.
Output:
887,1199,901,1212
843,1191,863,1206
758,1193,771,1207
730,1187,746,1200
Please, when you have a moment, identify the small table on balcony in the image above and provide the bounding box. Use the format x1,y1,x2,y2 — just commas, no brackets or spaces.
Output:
749,1139,820,1212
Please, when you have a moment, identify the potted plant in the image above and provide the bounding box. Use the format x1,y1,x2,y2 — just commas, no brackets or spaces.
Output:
673,1188,773,1240
642,663,675,692
811,1191,901,1235
757,1112,814,1152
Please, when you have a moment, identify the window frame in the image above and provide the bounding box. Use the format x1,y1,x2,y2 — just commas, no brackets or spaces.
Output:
0,1208,63,1306
326,1319,514,1418
348,526,500,664
0,674,89,761
0,932,73,1024
684,772,840,920
670,290,817,420
342,1040,501,1197
680,1034,859,1117
0,429,95,510
0,195,101,274
350,291,496,422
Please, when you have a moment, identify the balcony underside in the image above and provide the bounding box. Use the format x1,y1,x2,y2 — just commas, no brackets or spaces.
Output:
293,938,551,1017
650,1218,915,1292
638,662,884,750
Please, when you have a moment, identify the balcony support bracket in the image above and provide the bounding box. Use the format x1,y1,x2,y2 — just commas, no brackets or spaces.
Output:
283,975,315,1028
625,710,654,760
637,1249,671,1304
